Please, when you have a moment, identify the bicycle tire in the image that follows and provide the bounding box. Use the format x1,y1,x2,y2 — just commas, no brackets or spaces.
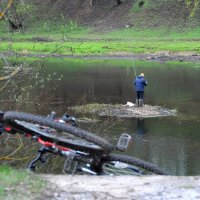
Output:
100,154,168,175
3,111,114,153
15,120,105,153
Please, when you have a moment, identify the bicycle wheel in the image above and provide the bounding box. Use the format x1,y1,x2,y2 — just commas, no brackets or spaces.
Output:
16,120,105,154
99,154,168,175
3,111,114,153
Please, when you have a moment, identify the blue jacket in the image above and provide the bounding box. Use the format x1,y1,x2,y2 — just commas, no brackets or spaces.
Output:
134,76,147,91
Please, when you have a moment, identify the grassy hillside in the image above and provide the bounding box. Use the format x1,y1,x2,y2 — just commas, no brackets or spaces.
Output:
1,0,200,32
1,0,200,56
37,0,200,30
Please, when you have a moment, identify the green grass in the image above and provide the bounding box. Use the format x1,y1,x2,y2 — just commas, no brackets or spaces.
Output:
105,27,200,40
0,166,27,185
0,20,91,40
1,39,200,55
1,21,200,56
0,165,45,199
3,25,200,40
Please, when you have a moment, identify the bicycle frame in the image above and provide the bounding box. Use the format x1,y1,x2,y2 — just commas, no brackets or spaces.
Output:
25,135,93,174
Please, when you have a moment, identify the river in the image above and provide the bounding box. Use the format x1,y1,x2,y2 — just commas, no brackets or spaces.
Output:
0,58,200,175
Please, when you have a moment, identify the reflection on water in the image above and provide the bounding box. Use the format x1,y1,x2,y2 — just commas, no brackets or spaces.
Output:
0,58,200,175
135,119,146,135
119,117,200,175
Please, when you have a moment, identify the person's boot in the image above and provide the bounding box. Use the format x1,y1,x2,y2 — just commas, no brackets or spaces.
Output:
139,99,144,107
135,99,139,107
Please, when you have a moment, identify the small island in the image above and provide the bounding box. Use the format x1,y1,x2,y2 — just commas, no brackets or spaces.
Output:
69,103,177,119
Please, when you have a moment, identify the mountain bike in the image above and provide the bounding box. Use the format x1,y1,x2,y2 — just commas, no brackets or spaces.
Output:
0,111,168,175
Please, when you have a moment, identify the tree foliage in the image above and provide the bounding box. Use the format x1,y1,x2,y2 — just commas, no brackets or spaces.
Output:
0,0,14,20
185,0,200,16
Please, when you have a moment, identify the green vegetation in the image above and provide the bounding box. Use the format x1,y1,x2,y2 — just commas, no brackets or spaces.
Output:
185,0,199,17
1,27,200,55
1,17,200,56
0,19,90,38
1,0,200,57
0,166,45,199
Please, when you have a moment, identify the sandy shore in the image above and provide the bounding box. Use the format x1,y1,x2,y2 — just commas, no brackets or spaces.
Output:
42,175,200,200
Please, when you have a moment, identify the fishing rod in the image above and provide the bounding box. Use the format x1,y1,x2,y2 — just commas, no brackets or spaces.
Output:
129,45,137,78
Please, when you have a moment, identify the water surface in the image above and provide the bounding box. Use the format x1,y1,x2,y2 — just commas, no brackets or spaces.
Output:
0,58,200,175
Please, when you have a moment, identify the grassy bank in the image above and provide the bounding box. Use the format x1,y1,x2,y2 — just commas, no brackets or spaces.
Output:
1,39,200,55
1,22,200,56
0,166,45,199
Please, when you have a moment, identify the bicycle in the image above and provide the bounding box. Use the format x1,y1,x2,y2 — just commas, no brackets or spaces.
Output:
0,111,168,175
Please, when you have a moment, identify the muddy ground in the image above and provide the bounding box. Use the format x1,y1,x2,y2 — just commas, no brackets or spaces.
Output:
2,51,200,63
41,175,200,200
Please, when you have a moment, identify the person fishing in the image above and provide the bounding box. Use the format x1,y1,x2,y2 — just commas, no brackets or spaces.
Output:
134,73,147,107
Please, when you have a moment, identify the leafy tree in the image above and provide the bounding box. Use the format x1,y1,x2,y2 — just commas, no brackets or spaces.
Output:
1,0,36,31
185,0,200,17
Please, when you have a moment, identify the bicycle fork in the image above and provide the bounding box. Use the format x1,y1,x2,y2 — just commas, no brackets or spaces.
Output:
28,145,98,175
28,146,51,171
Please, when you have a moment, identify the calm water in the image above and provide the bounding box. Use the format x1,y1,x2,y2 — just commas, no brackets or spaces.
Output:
0,58,200,175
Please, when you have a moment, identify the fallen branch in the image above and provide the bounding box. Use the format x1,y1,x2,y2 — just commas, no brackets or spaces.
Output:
0,79,11,92
0,66,23,82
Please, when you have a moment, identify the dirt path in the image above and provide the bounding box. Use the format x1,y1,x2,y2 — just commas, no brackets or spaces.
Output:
2,51,200,63
42,175,200,200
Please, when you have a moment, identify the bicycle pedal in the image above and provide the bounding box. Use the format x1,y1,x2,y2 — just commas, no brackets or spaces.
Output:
80,167,97,175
